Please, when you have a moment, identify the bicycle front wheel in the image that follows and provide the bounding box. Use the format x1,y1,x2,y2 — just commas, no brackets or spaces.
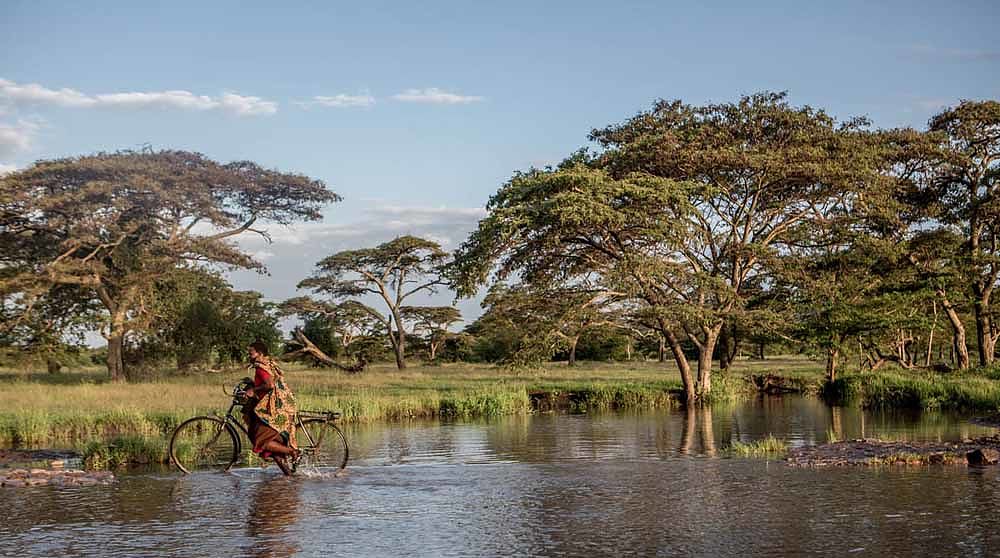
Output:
169,416,239,474
299,419,349,471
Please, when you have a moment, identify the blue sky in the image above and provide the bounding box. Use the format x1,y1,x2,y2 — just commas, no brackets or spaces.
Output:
2,0,998,327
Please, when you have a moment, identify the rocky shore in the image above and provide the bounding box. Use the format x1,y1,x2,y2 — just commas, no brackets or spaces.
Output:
1,468,115,487
787,435,1000,467
0,449,115,488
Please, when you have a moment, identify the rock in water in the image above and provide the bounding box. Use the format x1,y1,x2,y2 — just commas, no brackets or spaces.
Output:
966,448,1000,466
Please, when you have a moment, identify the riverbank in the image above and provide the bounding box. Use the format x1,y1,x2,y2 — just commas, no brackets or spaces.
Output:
1,358,827,447
3,357,1000,470
824,369,1000,411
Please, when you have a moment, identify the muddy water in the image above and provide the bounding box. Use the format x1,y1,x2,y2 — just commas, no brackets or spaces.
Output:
2,396,999,557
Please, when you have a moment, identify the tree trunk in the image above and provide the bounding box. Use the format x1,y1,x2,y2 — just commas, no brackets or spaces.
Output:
718,322,738,371
926,301,937,367
826,347,839,383
757,342,765,360
975,310,995,367
695,325,721,397
939,291,970,369
107,334,126,383
657,335,666,363
46,358,61,374
567,336,578,367
429,340,438,361
718,325,732,372
625,337,633,362
662,327,695,403
388,318,407,370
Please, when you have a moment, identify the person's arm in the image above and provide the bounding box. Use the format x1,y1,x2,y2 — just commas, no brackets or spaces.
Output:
249,368,275,398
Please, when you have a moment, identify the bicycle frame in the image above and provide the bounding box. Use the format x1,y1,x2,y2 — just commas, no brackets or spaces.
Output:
212,395,341,457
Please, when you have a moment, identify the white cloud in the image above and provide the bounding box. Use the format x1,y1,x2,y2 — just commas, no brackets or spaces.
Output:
392,88,484,105
250,249,276,261
0,163,18,175
306,94,376,108
0,79,93,107
367,205,487,226
0,119,41,158
0,78,277,116
217,93,278,116
227,204,486,253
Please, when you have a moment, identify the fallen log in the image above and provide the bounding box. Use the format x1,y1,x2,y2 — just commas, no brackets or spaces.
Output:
284,328,367,373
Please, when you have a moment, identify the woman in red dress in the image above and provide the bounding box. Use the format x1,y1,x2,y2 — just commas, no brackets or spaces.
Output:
243,341,300,475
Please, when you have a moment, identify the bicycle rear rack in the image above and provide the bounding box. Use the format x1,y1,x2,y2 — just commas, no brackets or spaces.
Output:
298,410,342,420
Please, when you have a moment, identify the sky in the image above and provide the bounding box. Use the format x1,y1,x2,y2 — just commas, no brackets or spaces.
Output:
1,0,998,332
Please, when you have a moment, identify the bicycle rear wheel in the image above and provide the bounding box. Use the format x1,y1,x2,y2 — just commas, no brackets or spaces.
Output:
169,416,239,474
298,419,349,471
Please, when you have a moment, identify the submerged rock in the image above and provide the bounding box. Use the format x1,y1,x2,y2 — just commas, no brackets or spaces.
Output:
788,436,1000,468
966,448,1000,466
0,467,115,488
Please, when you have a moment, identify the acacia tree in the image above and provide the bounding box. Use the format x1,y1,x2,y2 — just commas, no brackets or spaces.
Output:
298,236,448,369
0,150,338,381
590,92,892,395
920,101,1000,365
402,306,462,361
454,93,891,400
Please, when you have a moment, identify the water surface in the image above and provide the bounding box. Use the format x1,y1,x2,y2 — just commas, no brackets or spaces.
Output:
2,397,999,557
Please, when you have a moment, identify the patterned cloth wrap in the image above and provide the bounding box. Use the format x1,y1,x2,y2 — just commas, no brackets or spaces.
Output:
250,356,298,449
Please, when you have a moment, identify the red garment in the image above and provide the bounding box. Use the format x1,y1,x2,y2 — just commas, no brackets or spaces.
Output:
253,366,271,388
243,366,280,458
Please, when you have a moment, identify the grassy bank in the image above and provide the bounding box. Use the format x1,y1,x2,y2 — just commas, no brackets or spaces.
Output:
0,360,700,448
6,356,998,470
823,369,1000,411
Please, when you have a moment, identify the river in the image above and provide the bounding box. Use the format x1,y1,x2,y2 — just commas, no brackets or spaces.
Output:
2,396,999,557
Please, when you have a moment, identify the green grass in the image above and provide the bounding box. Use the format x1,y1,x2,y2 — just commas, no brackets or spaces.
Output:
6,355,996,461
863,451,964,466
0,360,699,446
81,435,168,469
727,434,788,458
824,369,1000,411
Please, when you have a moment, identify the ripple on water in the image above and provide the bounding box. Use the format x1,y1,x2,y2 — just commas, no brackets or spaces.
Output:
3,397,1000,556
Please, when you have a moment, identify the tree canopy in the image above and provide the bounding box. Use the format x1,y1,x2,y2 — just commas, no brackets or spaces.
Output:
298,235,449,369
0,149,339,381
453,92,899,401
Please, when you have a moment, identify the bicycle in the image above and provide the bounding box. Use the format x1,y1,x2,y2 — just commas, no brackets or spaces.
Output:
168,381,349,474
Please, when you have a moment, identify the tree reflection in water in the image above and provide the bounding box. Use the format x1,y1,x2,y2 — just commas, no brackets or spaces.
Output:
246,478,303,558
679,405,717,456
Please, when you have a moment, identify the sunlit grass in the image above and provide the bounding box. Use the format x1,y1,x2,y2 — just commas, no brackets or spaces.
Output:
824,370,1000,411
727,435,788,458
0,360,697,446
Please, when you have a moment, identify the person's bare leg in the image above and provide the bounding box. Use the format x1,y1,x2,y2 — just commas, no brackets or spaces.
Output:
272,455,292,476
262,440,293,456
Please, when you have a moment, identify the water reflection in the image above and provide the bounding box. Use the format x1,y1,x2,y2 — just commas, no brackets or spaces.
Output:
245,479,302,558
2,397,999,557
338,396,995,467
